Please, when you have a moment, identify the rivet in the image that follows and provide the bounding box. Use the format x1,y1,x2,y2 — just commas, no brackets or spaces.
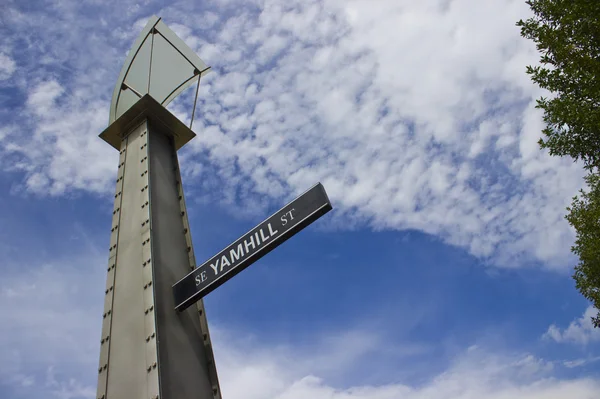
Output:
152,362,157,368
151,332,155,338
146,336,150,342
183,228,188,234
98,367,102,373
103,313,107,318
147,366,152,372
145,309,149,314
179,195,182,200
148,281,152,287
198,309,203,315
103,364,107,370
109,286,113,291
187,246,191,252
105,289,109,294
144,284,148,289
101,338,105,344
203,333,207,340
142,221,146,226
181,211,185,216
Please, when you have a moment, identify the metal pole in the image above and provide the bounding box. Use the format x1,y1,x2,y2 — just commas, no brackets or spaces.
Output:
190,73,201,130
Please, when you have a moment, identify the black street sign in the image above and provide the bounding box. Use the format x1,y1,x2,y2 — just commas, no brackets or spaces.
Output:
173,183,332,311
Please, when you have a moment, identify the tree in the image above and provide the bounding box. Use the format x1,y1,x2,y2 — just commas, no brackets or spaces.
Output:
517,0,600,327
566,174,600,327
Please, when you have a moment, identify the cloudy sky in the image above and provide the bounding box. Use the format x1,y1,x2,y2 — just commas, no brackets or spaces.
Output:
1,0,600,398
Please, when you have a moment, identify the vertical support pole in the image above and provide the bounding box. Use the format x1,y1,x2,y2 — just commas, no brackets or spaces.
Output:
97,139,128,399
172,150,221,399
96,119,220,399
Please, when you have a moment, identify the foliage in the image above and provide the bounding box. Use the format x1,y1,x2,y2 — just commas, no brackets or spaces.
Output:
518,0,600,327
517,0,600,170
567,174,600,327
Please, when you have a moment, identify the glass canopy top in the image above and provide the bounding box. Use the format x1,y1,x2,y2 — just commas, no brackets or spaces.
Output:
109,16,211,125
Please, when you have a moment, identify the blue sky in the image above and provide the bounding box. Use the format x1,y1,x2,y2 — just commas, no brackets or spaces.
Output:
1,0,600,398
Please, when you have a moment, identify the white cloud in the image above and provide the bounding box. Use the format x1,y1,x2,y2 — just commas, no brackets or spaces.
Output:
0,52,16,80
168,0,583,269
1,256,599,399
0,255,105,398
543,306,600,345
0,0,586,269
212,334,598,399
1,80,117,196
563,356,600,369
0,219,598,399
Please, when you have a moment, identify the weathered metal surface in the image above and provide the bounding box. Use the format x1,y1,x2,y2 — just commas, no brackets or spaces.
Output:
97,116,220,399
172,149,222,399
99,94,196,152
148,121,220,399
102,122,158,399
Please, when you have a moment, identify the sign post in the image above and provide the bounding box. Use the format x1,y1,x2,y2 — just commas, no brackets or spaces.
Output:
95,15,333,399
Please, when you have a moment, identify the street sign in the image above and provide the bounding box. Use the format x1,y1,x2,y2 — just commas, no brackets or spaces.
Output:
173,183,332,311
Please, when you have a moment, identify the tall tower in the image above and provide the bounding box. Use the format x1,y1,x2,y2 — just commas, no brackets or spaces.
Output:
95,17,220,399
